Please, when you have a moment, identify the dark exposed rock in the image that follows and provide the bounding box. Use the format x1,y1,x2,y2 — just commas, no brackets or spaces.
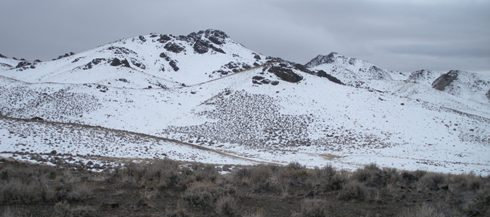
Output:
52,52,75,61
138,35,146,42
261,79,271,84
254,54,261,61
72,57,82,63
268,66,303,83
253,76,264,80
193,40,209,54
189,29,228,45
432,70,459,91
305,52,338,68
34,59,41,63
158,34,172,43
131,59,146,69
111,58,131,68
30,117,44,121
107,46,137,55
110,58,122,66
159,52,171,61
271,81,280,85
169,60,179,71
164,42,185,53
225,62,239,69
209,36,224,45
83,58,106,70
15,61,31,69
486,89,490,100
0,53,6,58
317,70,344,85
118,78,129,83
293,64,313,74
209,44,225,54
121,59,131,68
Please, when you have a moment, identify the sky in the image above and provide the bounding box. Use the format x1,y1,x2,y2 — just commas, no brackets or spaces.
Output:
0,0,489,72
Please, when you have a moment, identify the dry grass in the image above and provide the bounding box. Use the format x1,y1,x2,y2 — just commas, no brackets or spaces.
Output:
0,160,489,217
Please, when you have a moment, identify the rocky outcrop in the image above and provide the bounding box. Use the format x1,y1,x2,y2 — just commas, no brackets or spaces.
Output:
110,58,131,68
317,70,344,85
158,34,172,44
52,52,75,61
169,60,179,71
305,52,338,68
0,53,6,58
432,70,459,91
268,66,302,83
193,40,209,54
164,42,185,53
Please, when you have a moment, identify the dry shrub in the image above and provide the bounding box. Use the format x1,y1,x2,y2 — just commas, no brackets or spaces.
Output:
417,173,446,191
183,181,226,209
0,180,44,204
66,183,92,201
54,201,97,217
312,165,346,192
396,204,446,217
292,199,327,217
337,181,367,201
216,196,239,217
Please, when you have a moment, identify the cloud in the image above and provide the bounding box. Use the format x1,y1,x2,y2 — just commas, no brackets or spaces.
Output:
0,0,488,72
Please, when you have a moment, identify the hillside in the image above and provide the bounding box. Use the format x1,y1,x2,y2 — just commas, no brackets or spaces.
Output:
0,29,489,175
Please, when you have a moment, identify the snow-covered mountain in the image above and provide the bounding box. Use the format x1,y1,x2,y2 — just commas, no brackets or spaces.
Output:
0,30,265,89
305,52,408,89
1,29,489,175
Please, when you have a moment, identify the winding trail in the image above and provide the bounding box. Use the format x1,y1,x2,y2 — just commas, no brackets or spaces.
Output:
0,114,276,165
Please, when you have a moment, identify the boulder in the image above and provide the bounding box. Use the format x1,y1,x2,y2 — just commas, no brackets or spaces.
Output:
139,35,146,42
268,66,303,83
158,34,172,44
164,42,184,53
252,76,264,80
169,60,179,71
432,70,459,91
111,58,131,68
193,40,209,54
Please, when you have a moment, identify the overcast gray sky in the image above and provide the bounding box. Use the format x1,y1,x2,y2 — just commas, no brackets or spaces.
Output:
0,0,489,72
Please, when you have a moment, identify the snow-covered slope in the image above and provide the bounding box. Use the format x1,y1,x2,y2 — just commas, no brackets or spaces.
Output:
0,54,20,71
407,69,443,85
0,29,265,88
305,52,408,90
1,30,489,175
431,70,490,104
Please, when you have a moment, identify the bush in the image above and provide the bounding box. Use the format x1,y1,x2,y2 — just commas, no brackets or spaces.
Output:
313,166,346,192
396,204,446,217
337,181,367,201
352,164,386,187
292,199,327,217
417,173,446,191
183,182,224,209
216,196,239,217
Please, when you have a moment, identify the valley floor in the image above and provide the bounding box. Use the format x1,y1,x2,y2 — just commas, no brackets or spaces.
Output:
0,158,489,217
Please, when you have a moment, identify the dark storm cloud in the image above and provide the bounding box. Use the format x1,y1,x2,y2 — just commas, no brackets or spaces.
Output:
0,0,489,72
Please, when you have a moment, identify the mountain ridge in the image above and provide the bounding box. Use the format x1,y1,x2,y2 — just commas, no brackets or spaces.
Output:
0,29,489,175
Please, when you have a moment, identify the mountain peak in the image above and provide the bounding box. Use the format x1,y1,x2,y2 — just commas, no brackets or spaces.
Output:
305,52,341,68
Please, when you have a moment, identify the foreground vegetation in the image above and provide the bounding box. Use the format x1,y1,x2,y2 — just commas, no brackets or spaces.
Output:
0,158,489,217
